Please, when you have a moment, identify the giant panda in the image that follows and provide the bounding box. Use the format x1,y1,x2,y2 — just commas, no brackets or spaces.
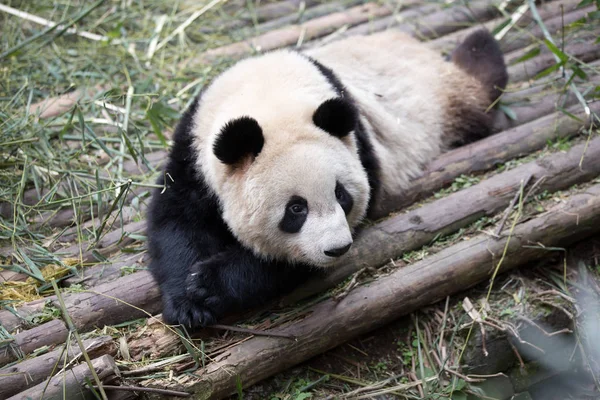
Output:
147,29,508,328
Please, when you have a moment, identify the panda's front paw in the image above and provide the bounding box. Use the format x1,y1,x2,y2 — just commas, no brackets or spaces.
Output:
161,291,216,328
183,261,229,324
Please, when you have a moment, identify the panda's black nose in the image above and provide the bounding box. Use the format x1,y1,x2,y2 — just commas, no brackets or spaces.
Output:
324,243,352,257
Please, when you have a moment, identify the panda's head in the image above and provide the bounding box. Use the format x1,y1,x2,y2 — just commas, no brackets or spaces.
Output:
208,96,370,267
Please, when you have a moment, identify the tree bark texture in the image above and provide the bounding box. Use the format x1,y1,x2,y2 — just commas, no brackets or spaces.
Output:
0,270,160,335
428,1,589,54
0,335,116,398
7,354,119,400
507,41,600,83
184,0,498,67
0,319,67,367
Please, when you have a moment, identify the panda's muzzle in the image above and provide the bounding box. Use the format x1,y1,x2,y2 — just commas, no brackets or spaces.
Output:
324,243,352,258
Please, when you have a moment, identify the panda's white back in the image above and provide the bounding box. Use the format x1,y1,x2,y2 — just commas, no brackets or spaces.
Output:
306,31,488,198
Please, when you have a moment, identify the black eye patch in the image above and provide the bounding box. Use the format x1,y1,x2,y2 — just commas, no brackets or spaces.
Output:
335,181,353,215
279,196,308,233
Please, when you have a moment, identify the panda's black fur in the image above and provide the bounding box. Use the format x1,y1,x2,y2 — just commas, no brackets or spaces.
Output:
148,30,508,328
309,57,382,213
147,96,323,327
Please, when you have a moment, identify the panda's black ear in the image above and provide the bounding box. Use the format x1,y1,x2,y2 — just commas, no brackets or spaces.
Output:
313,98,357,138
213,116,264,165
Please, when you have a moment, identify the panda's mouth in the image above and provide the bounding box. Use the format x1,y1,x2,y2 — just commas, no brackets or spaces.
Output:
312,245,353,267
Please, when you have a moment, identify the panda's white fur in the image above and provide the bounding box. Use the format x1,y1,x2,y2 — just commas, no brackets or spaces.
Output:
191,31,490,267
193,50,368,266
148,29,507,327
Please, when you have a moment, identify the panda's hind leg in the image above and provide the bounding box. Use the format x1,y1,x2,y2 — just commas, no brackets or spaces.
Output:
442,30,508,148
450,29,508,103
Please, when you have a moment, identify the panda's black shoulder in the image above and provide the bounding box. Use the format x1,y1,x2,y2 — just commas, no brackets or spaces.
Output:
305,55,381,213
147,94,233,253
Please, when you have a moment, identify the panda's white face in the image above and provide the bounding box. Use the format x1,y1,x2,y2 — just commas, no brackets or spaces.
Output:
192,50,371,266
211,113,370,267
232,140,369,266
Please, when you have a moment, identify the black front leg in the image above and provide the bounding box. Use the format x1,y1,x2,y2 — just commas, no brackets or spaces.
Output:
185,248,315,327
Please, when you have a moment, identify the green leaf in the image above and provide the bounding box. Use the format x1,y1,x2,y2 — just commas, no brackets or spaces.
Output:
120,127,138,163
571,65,588,80
576,0,595,7
17,249,45,282
491,19,511,36
557,107,584,123
236,375,243,400
514,47,540,63
543,39,568,63
534,61,564,80
499,104,517,121
588,10,600,19
451,392,467,400
294,394,313,400
107,22,123,39
454,378,467,391
146,101,180,146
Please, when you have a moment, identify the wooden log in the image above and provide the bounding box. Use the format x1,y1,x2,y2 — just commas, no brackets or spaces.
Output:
0,335,116,398
497,76,600,132
0,270,159,334
501,5,595,54
27,86,100,120
310,2,441,44
62,270,162,332
177,183,600,400
63,252,149,289
401,0,500,40
196,0,325,33
505,30,598,67
183,3,395,67
371,101,600,218
7,354,119,400
184,0,501,67
54,220,146,266
508,40,600,83
428,1,589,54
251,0,323,22
243,0,368,35
127,316,181,361
0,319,67,367
313,0,498,46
